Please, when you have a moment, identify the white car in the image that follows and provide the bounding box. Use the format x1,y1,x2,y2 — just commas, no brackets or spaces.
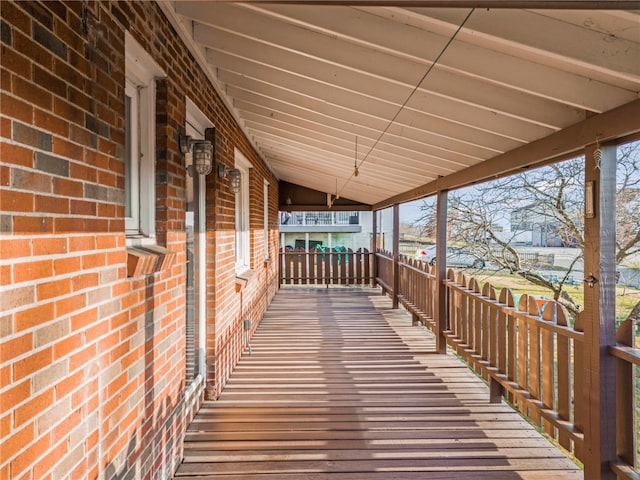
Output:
415,246,485,268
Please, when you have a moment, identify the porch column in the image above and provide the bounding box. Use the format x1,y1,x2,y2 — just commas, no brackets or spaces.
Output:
583,143,617,479
434,190,448,354
392,204,399,309
371,210,377,288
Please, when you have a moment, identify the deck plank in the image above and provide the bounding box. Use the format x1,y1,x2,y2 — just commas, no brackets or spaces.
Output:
174,288,582,479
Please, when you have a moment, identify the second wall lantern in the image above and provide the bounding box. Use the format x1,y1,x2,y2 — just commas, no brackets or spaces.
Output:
218,164,242,194
180,135,213,176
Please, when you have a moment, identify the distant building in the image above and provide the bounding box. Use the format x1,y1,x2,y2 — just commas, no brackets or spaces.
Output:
510,204,569,247
280,211,374,251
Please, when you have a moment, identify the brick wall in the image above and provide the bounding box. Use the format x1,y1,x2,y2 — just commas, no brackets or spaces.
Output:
0,1,279,479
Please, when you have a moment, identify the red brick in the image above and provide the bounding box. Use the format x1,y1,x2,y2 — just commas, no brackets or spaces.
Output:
33,65,67,98
0,143,33,168
0,333,32,364
0,92,34,123
10,422,52,474
13,259,53,283
52,96,83,124
1,424,34,465
13,215,54,234
107,251,127,267
1,365,11,391
0,238,32,259
56,294,86,317
51,137,83,161
72,272,99,291
97,203,117,218
0,415,11,444
69,344,97,372
69,162,97,182
36,194,69,214
33,439,68,480
53,256,80,275
33,237,67,256
0,190,34,212
70,307,97,331
3,379,31,409
69,199,96,216
1,1,32,34
34,109,69,137
85,322,110,344
68,236,95,252
36,278,72,301
13,76,53,110
81,252,106,269
13,347,53,382
53,216,84,234
0,116,11,139
14,303,54,332
53,370,85,401
52,177,83,197
0,265,11,285
53,332,83,360
0,45,32,79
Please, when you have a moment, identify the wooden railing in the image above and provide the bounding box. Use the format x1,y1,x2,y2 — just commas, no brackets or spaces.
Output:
279,247,371,286
374,248,393,293
376,250,640,477
398,257,436,330
378,252,588,461
609,316,639,479
445,268,586,460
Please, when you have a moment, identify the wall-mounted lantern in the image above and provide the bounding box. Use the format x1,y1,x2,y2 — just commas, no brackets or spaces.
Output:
180,135,213,176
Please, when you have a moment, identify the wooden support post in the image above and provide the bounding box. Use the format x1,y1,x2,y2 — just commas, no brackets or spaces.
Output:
371,210,377,288
583,144,617,480
392,204,399,309
434,190,448,354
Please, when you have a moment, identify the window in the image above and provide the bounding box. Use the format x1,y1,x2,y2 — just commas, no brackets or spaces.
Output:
235,148,252,273
263,180,270,260
124,33,164,239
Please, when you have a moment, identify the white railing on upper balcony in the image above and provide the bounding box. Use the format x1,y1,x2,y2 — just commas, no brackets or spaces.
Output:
280,211,359,226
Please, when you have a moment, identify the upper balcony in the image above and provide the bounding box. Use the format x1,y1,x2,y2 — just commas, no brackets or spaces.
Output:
280,211,364,234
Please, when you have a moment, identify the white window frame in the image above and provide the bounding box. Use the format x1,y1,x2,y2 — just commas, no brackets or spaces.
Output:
124,32,164,241
235,148,252,273
263,180,270,260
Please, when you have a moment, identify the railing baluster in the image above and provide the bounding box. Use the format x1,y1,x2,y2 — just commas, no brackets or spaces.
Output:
555,304,572,451
541,301,555,437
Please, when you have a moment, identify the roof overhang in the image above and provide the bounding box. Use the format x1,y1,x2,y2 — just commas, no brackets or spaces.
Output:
160,1,640,208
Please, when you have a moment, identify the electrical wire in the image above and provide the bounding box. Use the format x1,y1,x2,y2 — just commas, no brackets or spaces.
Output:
335,8,476,203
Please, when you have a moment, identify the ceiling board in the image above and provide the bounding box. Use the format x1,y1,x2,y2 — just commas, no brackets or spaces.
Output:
169,2,640,206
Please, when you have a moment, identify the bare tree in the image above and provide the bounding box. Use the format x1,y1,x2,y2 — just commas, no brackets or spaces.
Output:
414,142,640,318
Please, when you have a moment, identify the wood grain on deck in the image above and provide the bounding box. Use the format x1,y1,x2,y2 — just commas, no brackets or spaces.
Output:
175,288,582,480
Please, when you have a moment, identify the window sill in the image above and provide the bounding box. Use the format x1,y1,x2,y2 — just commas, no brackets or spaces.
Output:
127,245,175,278
235,269,256,292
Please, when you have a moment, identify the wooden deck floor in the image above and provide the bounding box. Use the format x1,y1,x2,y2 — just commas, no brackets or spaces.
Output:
175,288,582,480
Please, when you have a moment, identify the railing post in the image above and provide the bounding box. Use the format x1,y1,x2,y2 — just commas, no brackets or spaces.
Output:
434,190,448,354
371,210,377,288
583,143,617,479
392,204,399,309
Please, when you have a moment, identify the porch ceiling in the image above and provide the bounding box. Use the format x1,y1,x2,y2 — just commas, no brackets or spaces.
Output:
168,1,640,206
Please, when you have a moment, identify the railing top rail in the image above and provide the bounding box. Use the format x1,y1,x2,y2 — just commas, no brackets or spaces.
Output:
398,258,436,279
609,344,640,366
445,279,584,342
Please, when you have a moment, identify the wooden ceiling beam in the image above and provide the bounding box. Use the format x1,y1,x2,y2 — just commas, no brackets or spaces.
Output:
373,98,640,210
